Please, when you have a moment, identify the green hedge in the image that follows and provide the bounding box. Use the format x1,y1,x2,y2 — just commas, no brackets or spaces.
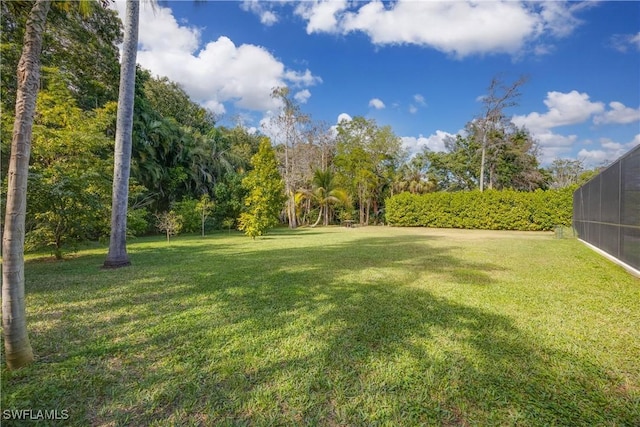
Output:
385,188,574,231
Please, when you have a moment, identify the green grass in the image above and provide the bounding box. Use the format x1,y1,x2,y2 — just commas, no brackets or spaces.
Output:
2,227,639,426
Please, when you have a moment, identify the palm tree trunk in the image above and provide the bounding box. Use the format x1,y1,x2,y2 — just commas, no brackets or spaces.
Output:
311,206,322,228
103,0,139,268
2,0,51,370
480,133,486,192
324,201,329,226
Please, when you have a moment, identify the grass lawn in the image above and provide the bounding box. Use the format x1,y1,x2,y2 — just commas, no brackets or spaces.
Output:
2,226,639,426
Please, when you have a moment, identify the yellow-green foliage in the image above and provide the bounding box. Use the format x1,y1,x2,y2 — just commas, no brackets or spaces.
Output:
386,188,574,230
239,138,286,238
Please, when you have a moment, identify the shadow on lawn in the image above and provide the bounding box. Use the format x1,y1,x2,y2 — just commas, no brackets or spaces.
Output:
3,230,635,426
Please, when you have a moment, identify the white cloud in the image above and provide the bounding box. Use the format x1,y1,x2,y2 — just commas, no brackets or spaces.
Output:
329,113,353,137
337,113,352,124
413,94,426,106
294,89,312,104
369,98,385,109
284,69,323,87
609,32,640,53
135,2,201,53
295,0,348,34
401,131,454,156
577,135,639,166
511,90,607,165
534,131,579,164
512,90,639,164
240,1,279,26
260,11,278,26
113,2,320,114
408,105,418,114
512,90,604,133
295,0,590,58
538,2,586,38
593,102,640,125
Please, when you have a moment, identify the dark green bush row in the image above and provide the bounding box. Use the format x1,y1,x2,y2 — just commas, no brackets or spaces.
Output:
385,188,574,231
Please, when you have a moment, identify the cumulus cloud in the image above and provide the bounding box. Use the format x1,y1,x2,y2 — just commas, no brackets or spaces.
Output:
284,69,323,87
337,113,353,124
533,132,580,164
369,98,386,109
512,90,639,165
328,113,354,137
294,0,591,58
512,90,606,164
538,2,586,38
113,2,320,115
577,135,640,165
401,131,455,156
294,89,312,104
240,1,279,26
295,0,348,34
593,102,640,125
512,90,604,133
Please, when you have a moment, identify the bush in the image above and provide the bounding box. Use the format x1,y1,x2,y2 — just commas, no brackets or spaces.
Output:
127,208,151,237
385,188,573,231
172,198,200,233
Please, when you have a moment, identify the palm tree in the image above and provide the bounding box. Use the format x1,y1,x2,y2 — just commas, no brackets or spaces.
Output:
301,169,349,227
392,163,436,195
103,0,139,268
201,128,241,187
2,0,51,371
2,0,102,370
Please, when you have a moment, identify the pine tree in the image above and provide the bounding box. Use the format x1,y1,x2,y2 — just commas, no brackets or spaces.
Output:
238,138,285,239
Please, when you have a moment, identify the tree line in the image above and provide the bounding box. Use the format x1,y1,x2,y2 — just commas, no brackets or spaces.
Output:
1,2,598,254
1,0,598,369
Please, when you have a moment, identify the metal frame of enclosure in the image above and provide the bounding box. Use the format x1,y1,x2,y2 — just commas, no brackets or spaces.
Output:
573,145,640,275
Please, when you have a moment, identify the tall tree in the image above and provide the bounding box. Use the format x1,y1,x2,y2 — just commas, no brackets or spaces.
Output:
547,158,586,189
103,0,139,268
493,128,545,191
143,75,215,134
477,75,528,191
0,1,121,115
334,116,402,225
238,138,285,239
267,87,309,229
2,0,52,371
2,0,108,371
27,69,113,259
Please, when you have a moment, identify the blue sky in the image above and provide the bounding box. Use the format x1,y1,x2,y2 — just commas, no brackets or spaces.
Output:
113,1,640,166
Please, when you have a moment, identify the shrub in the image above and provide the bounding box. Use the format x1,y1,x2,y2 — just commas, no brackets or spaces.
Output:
171,198,200,233
386,188,573,231
127,208,151,237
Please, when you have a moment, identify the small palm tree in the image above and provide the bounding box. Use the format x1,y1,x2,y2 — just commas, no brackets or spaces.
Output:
300,169,349,227
392,163,436,195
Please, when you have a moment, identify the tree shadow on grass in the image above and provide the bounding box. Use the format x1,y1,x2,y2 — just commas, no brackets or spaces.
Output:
3,230,637,426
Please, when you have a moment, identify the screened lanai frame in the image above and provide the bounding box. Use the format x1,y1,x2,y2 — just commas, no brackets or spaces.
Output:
573,144,640,274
